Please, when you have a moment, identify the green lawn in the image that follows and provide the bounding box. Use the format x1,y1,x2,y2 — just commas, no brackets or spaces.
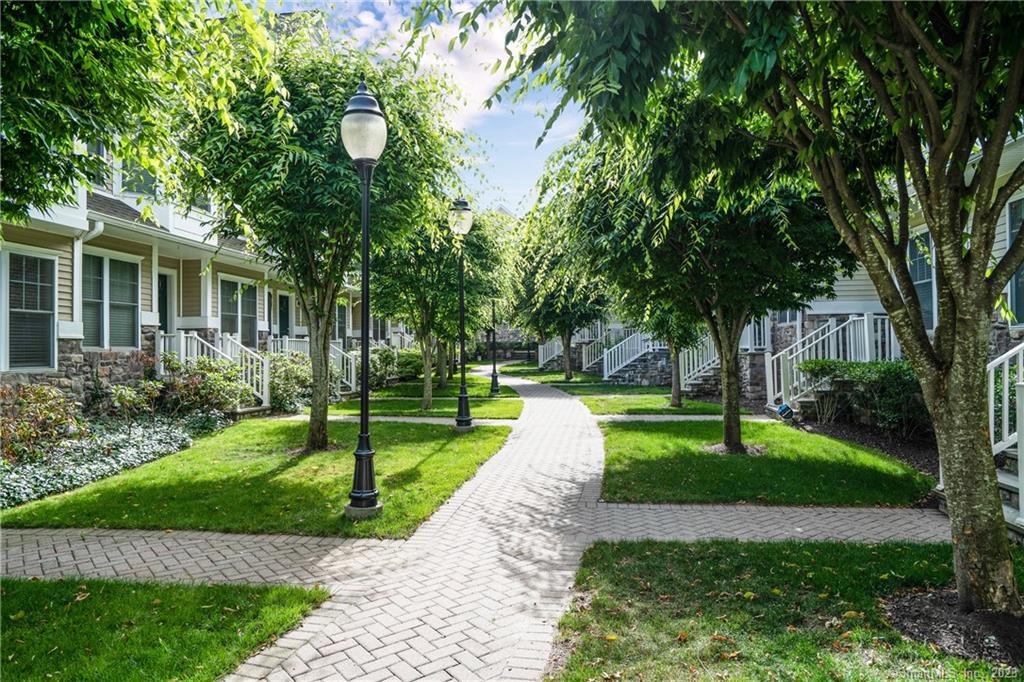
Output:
1,420,511,538
552,541,1020,681
329,397,523,419
581,395,726,415
1,577,326,682
499,363,603,384
602,421,933,506
554,383,672,396
374,374,518,398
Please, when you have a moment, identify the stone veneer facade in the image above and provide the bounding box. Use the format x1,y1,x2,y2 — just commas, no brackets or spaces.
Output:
2,325,159,404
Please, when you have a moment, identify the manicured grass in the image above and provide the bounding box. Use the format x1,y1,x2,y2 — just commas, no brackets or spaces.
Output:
329,397,523,419
1,577,326,682
601,421,933,506
580,395,726,415
552,540,1021,681
554,383,672,396
374,374,518,398
499,363,603,384
1,420,511,538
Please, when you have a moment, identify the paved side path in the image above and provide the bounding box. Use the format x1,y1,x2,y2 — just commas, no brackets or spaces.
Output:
1,372,950,681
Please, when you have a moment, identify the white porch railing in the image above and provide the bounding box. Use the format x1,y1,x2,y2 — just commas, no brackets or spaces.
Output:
989,342,1024,456
573,321,603,344
331,341,358,393
603,331,667,380
537,337,563,368
220,334,271,407
581,326,631,370
765,313,898,408
390,331,415,350
268,336,310,355
680,330,718,387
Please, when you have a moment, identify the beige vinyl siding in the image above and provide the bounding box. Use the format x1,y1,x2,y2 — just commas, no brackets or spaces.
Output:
180,259,202,316
211,263,265,320
87,234,153,312
830,265,878,300
2,224,74,321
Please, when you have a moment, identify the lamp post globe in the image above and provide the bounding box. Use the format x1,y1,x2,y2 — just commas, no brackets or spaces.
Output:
342,76,387,520
449,198,474,431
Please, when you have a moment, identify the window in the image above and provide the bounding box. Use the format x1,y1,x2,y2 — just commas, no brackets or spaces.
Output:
776,309,800,325
372,316,387,341
334,303,347,339
220,279,257,348
1009,199,1024,324
6,252,56,369
122,160,156,196
908,232,935,330
86,141,111,189
83,253,140,348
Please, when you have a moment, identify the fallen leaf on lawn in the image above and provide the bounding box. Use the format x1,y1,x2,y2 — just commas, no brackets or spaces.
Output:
720,651,741,660
151,599,162,606
605,634,618,641
223,606,237,613
771,588,782,596
676,631,689,642
200,604,215,609
8,611,25,622
842,610,863,620
74,592,90,602
786,625,799,633
743,591,756,600
838,631,852,639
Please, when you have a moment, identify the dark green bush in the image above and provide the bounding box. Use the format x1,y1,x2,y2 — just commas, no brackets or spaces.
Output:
369,346,399,389
396,348,424,381
267,351,312,413
0,384,87,463
797,359,932,439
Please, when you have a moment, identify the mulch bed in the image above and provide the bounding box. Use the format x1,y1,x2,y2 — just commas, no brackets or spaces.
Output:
884,589,1024,667
796,420,939,477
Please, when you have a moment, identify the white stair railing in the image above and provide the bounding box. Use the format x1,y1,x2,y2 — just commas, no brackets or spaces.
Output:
390,331,415,350
573,321,603,344
603,331,666,380
582,326,633,370
680,330,719,387
220,333,270,407
988,341,1024,455
330,341,358,393
537,337,563,368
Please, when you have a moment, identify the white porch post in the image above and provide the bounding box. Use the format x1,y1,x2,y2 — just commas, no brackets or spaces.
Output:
863,313,875,361
780,353,793,405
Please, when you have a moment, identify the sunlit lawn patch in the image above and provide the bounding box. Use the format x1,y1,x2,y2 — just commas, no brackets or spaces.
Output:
2,420,511,538
329,397,523,419
374,374,518,398
601,420,933,506
580,395,726,415
1,577,326,682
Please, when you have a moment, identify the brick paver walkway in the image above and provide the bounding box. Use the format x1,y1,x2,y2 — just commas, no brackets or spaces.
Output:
1,372,950,681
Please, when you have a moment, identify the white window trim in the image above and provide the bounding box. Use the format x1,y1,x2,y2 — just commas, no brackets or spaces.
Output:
1004,193,1024,327
0,244,60,372
157,267,178,334
217,273,259,347
81,249,142,351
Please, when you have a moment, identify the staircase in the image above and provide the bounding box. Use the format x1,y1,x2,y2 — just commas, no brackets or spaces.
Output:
157,330,270,411
581,326,632,374
537,337,564,369
678,317,773,394
603,331,668,381
271,336,357,395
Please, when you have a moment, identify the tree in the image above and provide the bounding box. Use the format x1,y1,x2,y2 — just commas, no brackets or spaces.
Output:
180,20,462,450
517,201,606,380
436,0,1024,614
372,210,514,409
0,1,277,222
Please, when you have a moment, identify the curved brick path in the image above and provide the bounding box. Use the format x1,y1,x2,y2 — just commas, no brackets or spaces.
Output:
1,371,950,681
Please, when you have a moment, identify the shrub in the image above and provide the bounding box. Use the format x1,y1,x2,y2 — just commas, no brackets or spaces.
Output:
109,385,147,432
396,348,424,381
369,346,398,389
0,384,86,463
268,351,312,413
797,359,931,439
161,352,255,414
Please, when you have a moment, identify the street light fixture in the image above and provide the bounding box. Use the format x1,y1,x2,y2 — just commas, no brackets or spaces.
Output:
341,75,387,519
489,300,500,396
449,198,473,431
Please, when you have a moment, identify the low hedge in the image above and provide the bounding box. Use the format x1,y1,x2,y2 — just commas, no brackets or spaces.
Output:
797,359,932,440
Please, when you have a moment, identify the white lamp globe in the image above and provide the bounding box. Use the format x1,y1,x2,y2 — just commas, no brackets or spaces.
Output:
341,76,387,163
448,198,473,235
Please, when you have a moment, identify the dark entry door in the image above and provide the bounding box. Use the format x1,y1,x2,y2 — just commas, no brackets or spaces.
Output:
278,294,290,337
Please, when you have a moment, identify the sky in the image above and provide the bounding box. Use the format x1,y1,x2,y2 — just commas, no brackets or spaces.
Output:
275,1,583,215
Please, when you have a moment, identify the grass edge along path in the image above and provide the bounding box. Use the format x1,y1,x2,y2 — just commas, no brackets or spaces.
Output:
580,395,728,416
1,420,512,538
550,540,1022,681
601,420,934,506
0,577,327,682
327,397,523,419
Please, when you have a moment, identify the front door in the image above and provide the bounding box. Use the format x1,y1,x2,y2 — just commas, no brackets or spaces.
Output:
158,274,170,332
278,294,290,337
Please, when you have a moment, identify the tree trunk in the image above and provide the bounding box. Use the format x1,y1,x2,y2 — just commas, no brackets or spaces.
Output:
437,341,448,389
913,313,1023,614
420,333,433,411
448,344,456,380
562,329,574,380
306,311,331,451
720,345,743,453
668,339,682,408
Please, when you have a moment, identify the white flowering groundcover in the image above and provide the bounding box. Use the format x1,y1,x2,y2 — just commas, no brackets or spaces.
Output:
1,416,222,508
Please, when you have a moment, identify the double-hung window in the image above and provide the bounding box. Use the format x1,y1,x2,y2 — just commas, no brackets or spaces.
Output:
334,303,347,340
1009,198,1024,324
220,279,257,348
908,232,936,330
5,251,57,369
83,253,140,349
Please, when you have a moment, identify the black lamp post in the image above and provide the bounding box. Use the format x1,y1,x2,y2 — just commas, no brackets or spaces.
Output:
341,76,387,519
449,198,474,431
489,300,500,396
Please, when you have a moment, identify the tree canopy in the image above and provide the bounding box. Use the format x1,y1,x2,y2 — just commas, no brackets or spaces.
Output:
0,1,278,222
